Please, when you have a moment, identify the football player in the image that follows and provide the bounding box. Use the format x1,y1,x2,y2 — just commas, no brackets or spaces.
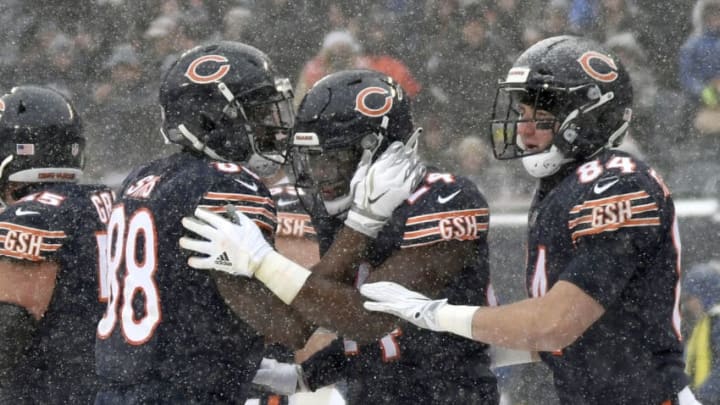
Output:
0,85,114,403
360,36,700,404
93,41,308,403
181,69,499,404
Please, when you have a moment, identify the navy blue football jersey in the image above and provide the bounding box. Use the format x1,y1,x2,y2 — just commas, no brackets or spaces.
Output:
526,150,687,403
0,183,114,403
309,170,498,404
95,152,276,403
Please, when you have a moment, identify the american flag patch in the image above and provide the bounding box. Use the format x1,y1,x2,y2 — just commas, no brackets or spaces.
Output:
16,144,35,155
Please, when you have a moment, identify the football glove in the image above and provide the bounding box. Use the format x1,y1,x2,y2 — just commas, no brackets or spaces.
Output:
361,281,477,340
345,129,426,238
180,206,272,277
181,206,311,304
252,357,309,396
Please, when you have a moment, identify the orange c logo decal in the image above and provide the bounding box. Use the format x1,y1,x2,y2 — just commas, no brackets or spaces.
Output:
355,87,393,117
185,55,230,84
577,51,618,83
0,99,5,113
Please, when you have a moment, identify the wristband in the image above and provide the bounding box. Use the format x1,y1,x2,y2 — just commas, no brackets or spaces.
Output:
255,250,312,305
436,304,477,340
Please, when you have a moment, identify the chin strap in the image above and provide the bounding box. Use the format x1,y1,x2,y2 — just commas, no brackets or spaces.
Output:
177,124,225,161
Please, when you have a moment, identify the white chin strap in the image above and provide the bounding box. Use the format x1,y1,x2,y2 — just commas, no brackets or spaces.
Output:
177,124,224,161
522,145,574,178
324,194,352,218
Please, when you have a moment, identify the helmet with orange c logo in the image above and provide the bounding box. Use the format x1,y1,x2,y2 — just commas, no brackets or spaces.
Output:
290,69,415,218
490,35,633,177
159,41,294,173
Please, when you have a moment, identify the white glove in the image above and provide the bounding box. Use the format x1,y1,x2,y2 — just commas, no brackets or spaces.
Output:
252,358,308,396
179,206,272,277
361,281,478,340
345,129,426,237
360,281,446,331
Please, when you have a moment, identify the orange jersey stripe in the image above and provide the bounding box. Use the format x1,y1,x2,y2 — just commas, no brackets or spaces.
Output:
0,249,46,261
571,217,661,241
0,222,66,238
406,208,489,226
569,191,649,214
568,203,659,229
403,223,488,240
203,192,274,206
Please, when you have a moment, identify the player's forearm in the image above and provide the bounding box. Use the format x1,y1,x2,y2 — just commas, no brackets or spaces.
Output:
469,298,577,351
254,234,398,341
310,226,369,282
434,280,602,350
294,276,400,342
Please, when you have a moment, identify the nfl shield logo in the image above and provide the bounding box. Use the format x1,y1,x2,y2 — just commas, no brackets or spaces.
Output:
71,143,80,157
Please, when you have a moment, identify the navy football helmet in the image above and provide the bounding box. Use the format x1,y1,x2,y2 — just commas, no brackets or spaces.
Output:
159,41,294,172
0,85,84,198
290,69,416,218
490,35,633,177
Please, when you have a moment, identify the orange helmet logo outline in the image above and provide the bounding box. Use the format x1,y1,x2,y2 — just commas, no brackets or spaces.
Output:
577,51,618,83
185,55,231,84
355,86,393,117
0,99,5,113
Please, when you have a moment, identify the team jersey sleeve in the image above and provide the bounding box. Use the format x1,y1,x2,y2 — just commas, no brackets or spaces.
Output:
561,172,670,308
0,203,67,262
198,167,277,235
389,173,489,250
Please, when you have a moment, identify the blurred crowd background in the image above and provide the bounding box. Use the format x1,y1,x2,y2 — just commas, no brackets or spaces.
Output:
2,0,719,206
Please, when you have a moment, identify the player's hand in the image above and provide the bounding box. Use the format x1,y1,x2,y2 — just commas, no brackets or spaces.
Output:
252,358,308,395
179,207,272,277
360,281,446,332
345,129,426,238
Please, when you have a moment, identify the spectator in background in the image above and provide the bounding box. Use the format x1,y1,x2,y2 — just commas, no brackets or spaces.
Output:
521,0,572,58
222,6,254,43
424,4,510,140
41,33,87,104
484,0,526,54
680,0,720,137
417,111,460,173
634,0,693,87
246,0,324,80
455,136,490,188
85,44,164,184
357,11,422,99
143,15,183,75
568,0,637,42
683,261,720,403
595,0,636,41
415,0,463,86
604,32,664,168
530,0,572,43
295,30,364,103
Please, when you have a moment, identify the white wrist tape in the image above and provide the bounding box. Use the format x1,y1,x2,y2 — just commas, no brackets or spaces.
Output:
344,210,385,238
255,250,312,305
436,304,477,340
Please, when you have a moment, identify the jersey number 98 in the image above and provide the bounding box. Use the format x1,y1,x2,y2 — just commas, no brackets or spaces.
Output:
97,205,161,344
